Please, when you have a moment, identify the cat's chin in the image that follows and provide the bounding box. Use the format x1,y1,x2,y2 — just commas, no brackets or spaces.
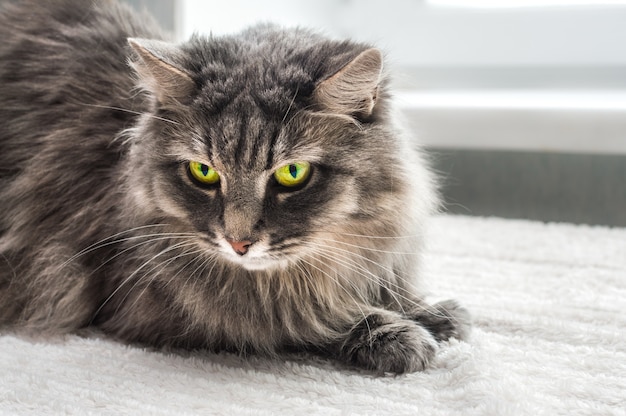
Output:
223,254,290,272
237,259,290,272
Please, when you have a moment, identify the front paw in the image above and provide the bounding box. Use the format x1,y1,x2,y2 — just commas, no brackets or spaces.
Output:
410,299,472,342
339,312,437,375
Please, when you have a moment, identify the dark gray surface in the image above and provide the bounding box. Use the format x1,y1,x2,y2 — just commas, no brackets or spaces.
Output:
429,148,626,226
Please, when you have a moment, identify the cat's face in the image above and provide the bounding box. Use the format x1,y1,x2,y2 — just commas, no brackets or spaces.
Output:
127,29,409,271
164,113,364,270
137,102,400,272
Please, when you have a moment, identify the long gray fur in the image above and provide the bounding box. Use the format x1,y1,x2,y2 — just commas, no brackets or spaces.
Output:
0,0,470,374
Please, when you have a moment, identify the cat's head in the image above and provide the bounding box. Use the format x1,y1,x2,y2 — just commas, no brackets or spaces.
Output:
124,26,435,271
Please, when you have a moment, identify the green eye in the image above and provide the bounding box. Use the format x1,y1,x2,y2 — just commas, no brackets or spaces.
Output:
274,161,311,188
188,161,220,185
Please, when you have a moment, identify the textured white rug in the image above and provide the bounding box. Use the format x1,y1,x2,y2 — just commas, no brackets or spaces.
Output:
1,215,625,415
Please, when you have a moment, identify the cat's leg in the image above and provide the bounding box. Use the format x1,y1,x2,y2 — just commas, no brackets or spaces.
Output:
332,309,438,374
404,298,472,343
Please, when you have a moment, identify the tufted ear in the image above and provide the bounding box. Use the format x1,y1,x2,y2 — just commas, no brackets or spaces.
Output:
313,48,383,118
128,38,196,104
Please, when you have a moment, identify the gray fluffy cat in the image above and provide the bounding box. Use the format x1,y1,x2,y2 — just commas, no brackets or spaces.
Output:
0,0,469,374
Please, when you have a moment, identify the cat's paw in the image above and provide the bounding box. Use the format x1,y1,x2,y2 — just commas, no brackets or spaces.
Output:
409,299,472,343
339,312,437,375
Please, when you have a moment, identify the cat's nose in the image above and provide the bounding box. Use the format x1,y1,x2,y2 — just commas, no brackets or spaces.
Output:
227,239,252,256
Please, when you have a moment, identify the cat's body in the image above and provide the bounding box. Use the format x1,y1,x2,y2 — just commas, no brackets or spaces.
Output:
0,0,469,374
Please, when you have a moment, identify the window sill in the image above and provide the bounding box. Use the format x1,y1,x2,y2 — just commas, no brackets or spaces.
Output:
396,90,626,155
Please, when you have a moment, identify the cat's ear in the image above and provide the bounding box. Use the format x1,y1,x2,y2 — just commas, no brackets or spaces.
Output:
314,48,383,119
128,38,195,104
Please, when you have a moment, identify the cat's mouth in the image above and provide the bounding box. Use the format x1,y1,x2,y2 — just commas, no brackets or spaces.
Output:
199,234,290,271
231,256,288,271
222,247,290,271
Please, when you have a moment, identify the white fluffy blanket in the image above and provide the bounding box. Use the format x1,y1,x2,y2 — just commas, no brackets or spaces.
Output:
2,215,625,415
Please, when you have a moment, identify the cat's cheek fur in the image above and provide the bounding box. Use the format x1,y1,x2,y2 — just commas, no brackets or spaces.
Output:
124,161,189,223
151,181,193,221
324,176,361,218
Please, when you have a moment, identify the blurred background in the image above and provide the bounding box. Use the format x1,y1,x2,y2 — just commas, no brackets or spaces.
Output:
127,0,626,226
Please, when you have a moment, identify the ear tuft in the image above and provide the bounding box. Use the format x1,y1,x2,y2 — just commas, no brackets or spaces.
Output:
314,48,383,118
128,38,196,104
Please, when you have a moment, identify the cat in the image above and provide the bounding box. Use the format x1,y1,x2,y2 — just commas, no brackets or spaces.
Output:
0,0,470,374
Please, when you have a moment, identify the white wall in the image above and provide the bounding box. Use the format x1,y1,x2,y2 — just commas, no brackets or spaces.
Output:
179,1,626,67
178,1,626,154
177,0,339,40
335,2,626,67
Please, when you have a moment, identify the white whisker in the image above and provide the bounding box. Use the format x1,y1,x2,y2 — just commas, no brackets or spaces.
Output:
71,234,199,284
297,257,371,337
304,241,448,319
281,85,300,124
282,103,317,129
79,103,181,125
308,235,417,255
317,231,422,240
62,224,178,266
306,239,416,292
115,244,204,318
90,239,199,322
305,245,408,315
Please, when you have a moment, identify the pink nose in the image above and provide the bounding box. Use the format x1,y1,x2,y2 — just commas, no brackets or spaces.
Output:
227,239,252,256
